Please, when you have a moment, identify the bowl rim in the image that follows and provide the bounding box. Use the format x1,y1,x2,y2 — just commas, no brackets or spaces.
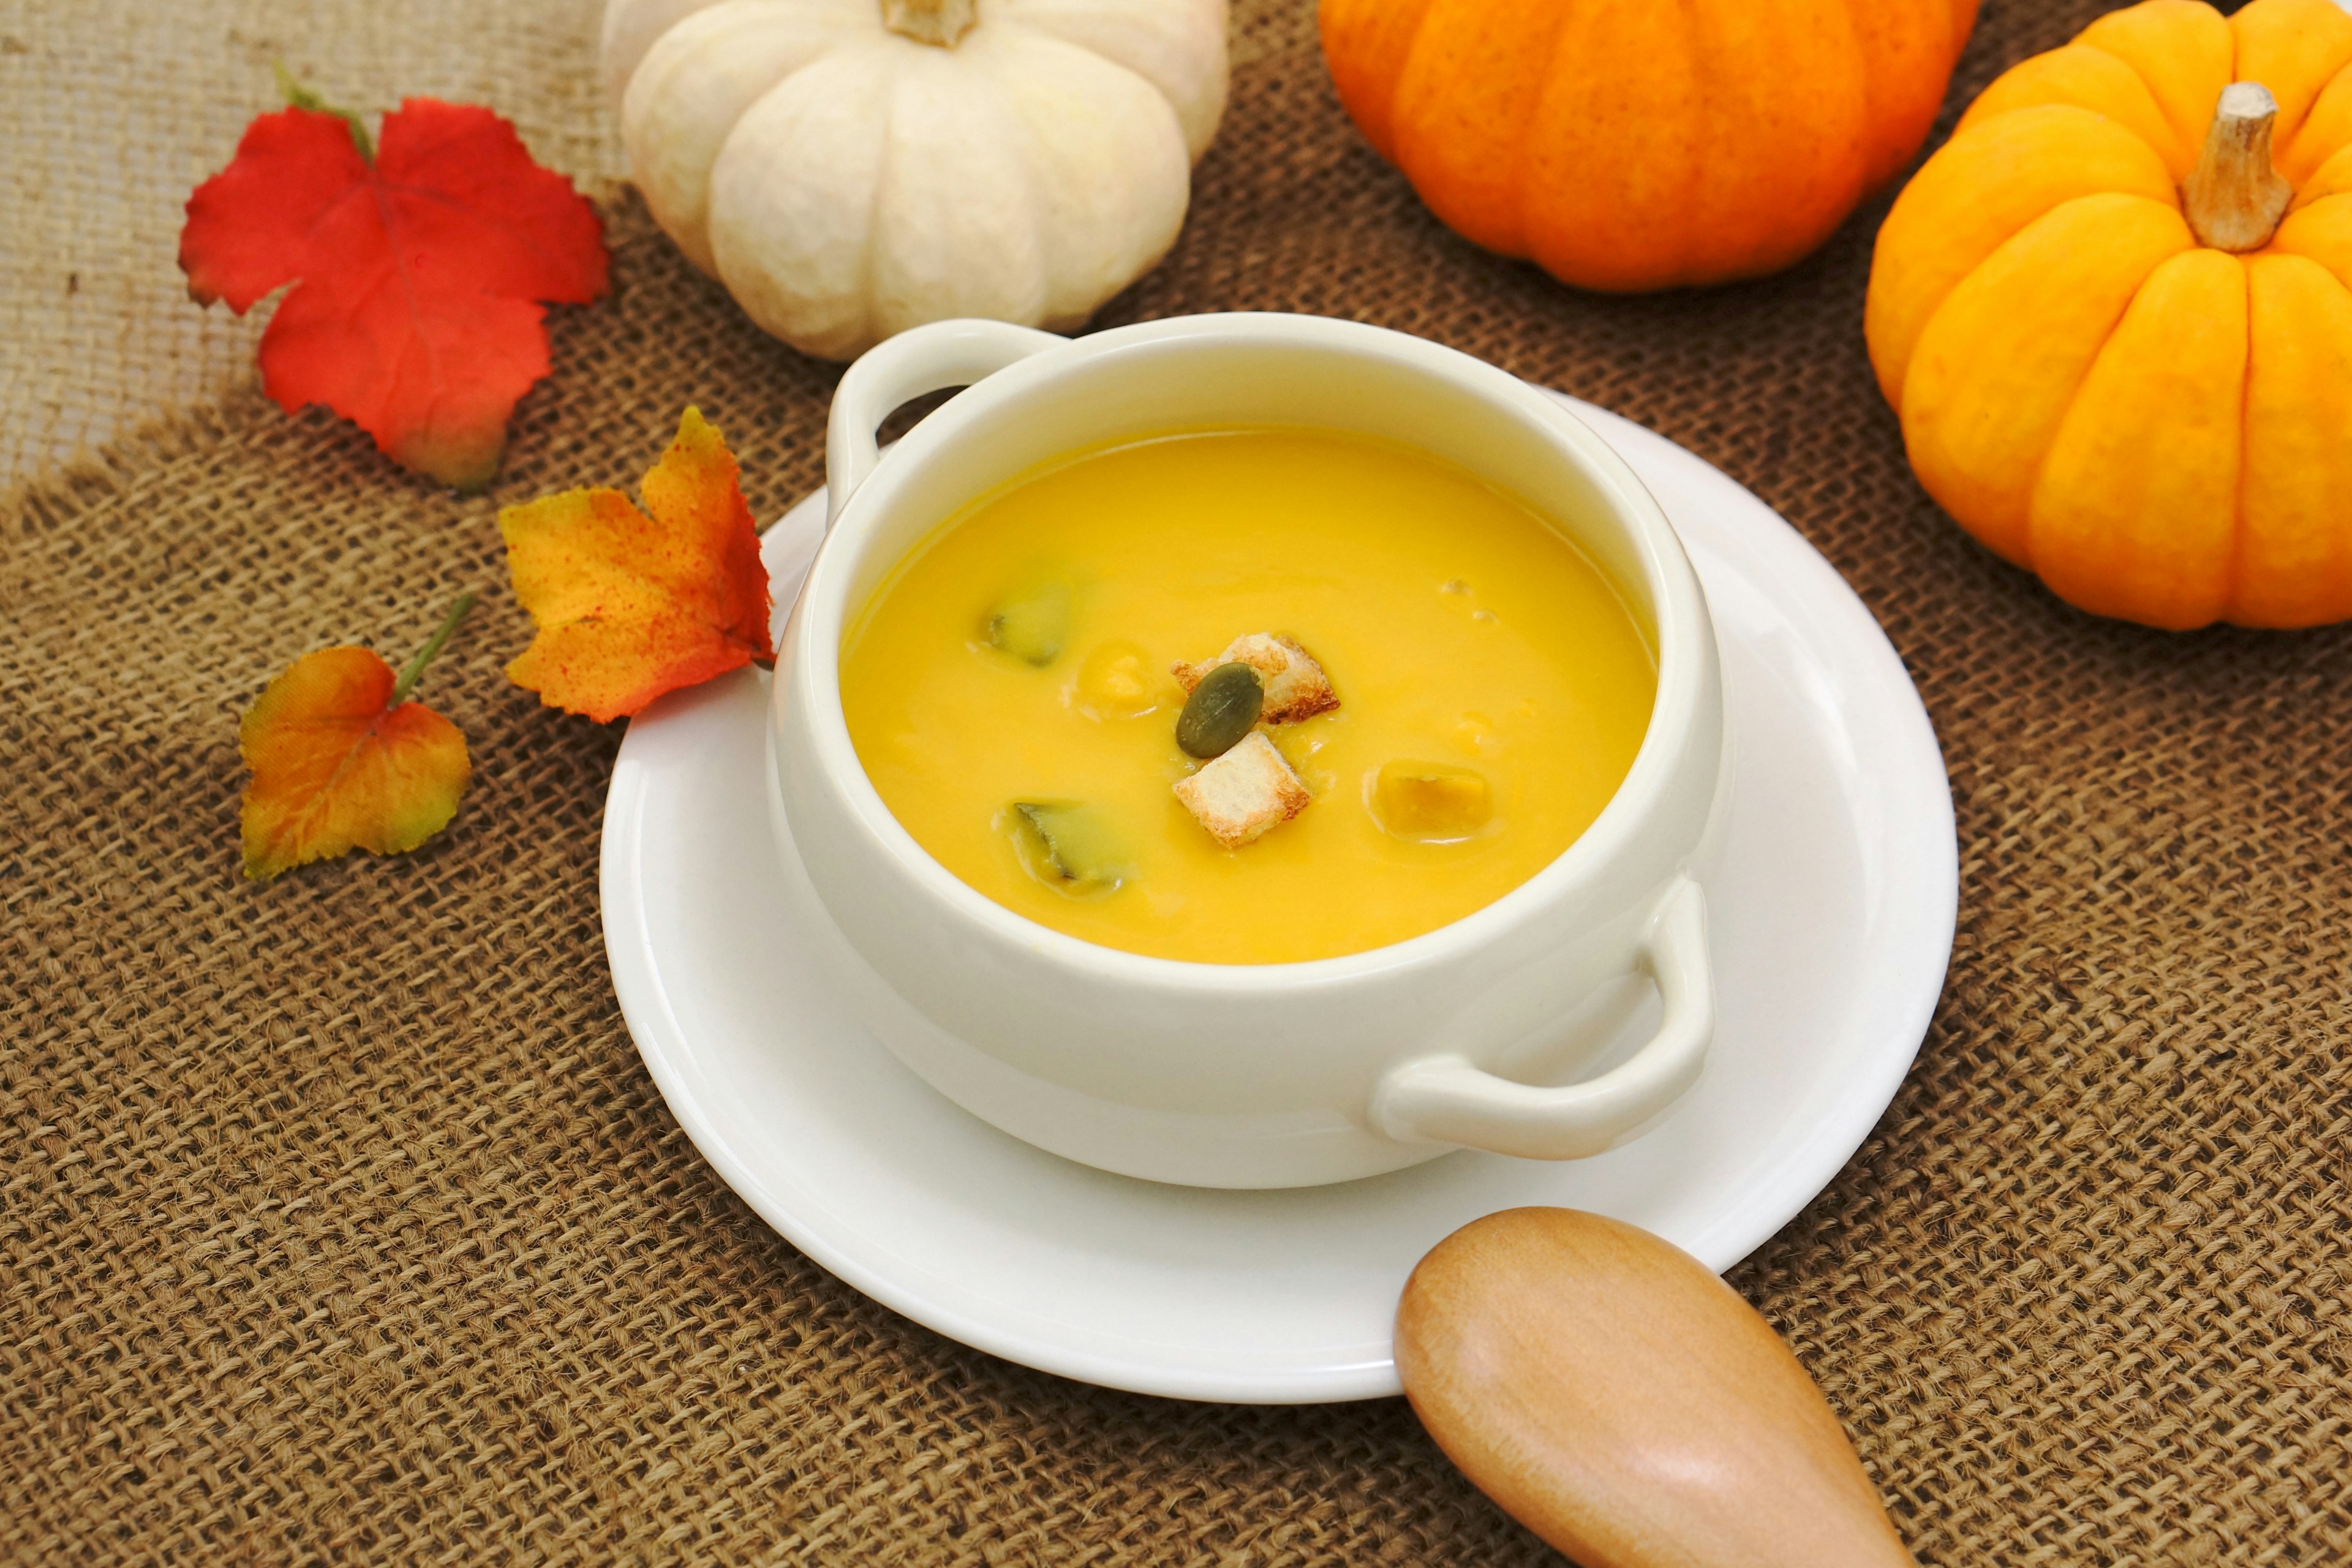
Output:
780,311,1716,992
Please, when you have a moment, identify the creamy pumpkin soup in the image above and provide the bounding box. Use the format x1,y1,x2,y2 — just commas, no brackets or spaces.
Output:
838,428,1656,965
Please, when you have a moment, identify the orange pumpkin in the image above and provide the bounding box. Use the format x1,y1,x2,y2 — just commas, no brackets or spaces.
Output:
1318,0,1980,292
1868,0,2352,631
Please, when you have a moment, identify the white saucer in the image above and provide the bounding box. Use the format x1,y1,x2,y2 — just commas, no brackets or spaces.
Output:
600,393,1956,1404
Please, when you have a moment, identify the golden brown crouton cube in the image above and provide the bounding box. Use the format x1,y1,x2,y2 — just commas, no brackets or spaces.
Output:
1172,633,1339,725
1172,732,1311,848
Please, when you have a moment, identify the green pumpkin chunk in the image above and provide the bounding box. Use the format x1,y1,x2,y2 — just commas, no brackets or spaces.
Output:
984,576,1073,666
1011,802,1129,891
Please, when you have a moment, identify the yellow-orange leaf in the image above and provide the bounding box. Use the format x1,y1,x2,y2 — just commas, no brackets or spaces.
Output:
239,646,471,881
500,406,772,722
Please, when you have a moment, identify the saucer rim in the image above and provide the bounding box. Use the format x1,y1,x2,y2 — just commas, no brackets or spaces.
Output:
600,391,1958,1402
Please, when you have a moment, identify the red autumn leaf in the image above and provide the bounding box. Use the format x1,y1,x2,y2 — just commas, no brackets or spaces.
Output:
180,90,606,491
500,407,772,723
239,597,477,881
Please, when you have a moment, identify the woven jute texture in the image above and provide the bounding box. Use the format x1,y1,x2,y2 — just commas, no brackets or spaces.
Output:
7,2,2352,1564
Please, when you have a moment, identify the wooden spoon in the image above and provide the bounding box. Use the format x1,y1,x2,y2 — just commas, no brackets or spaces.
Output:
1396,1207,1915,1568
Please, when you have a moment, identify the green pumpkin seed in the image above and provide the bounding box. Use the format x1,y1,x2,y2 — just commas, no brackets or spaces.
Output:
984,576,1072,666
1011,802,1128,891
1176,661,1264,758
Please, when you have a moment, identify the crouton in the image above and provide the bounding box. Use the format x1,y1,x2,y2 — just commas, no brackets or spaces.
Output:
1172,732,1311,848
1172,633,1338,725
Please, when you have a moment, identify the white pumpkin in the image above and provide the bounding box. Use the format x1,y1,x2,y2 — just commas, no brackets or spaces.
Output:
601,0,1229,359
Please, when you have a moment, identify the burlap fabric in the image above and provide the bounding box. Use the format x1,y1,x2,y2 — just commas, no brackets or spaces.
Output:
7,2,2351,1562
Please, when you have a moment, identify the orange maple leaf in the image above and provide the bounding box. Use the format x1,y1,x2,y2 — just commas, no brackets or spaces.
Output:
239,597,476,881
499,407,773,723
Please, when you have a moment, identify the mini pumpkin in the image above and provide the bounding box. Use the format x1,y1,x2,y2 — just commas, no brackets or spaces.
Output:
601,0,1228,360
1868,0,2352,630
1318,0,1979,293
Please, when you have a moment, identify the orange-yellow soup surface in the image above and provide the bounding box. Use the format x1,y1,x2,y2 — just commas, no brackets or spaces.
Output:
839,428,1656,964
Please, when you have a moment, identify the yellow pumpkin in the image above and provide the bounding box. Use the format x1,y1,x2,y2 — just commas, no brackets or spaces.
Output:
1867,0,2352,630
1319,0,1980,292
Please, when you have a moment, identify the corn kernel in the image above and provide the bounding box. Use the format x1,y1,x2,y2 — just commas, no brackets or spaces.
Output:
1452,710,1500,759
1076,641,1158,719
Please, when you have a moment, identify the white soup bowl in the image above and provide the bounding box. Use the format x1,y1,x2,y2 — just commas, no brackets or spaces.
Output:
767,312,1727,1188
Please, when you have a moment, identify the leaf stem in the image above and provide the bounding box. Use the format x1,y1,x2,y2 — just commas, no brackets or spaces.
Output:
274,61,375,160
391,593,478,706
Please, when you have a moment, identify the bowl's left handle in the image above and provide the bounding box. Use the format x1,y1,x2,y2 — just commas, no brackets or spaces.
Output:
826,318,1068,527
1370,878,1713,1161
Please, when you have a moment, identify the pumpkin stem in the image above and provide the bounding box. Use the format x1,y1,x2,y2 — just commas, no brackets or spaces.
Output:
2182,82,2293,252
881,0,978,48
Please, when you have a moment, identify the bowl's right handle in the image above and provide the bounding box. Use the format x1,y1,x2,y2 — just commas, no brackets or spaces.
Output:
826,318,1068,527
1370,878,1713,1161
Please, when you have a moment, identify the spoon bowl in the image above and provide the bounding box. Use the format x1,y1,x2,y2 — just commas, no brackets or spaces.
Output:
1396,1207,1915,1568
